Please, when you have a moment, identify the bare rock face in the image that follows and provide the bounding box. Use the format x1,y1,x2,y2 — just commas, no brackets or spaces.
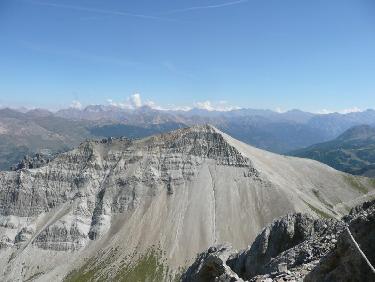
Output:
0,125,374,281
184,200,375,282
182,244,244,282
183,214,344,282
232,214,344,280
305,199,375,282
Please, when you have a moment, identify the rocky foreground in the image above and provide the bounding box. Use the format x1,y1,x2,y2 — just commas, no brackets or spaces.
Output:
183,199,375,282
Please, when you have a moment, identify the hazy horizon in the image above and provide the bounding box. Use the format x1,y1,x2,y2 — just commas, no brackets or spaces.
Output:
1,92,373,115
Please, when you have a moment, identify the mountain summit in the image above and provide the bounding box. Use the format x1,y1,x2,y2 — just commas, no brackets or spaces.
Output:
0,125,374,281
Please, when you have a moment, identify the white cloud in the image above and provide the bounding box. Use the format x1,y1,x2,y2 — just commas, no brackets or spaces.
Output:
142,100,157,108
130,93,142,108
70,100,82,109
152,102,192,111
196,101,214,111
107,93,145,109
107,94,241,112
195,100,240,111
317,109,334,114
275,107,287,113
143,100,169,111
107,99,127,109
170,105,193,111
339,107,362,114
317,107,363,115
108,93,189,111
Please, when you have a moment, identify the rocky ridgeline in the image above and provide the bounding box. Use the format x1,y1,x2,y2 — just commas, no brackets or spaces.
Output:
0,125,260,253
151,125,251,166
11,152,55,171
183,200,375,282
305,200,375,281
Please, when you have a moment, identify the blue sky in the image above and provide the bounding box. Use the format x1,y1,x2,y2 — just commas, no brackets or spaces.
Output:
0,0,375,112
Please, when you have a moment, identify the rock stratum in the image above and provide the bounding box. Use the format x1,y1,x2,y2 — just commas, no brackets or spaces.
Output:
0,125,374,281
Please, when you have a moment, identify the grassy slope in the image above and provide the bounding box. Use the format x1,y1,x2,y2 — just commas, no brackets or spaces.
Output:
64,248,178,282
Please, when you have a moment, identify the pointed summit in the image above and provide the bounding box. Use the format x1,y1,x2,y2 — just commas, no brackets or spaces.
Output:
146,124,251,167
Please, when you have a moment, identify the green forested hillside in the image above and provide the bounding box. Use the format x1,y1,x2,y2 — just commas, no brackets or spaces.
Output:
291,125,375,177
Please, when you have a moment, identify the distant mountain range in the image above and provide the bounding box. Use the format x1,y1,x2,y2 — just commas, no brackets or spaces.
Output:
54,106,375,153
0,108,91,170
0,108,185,170
291,125,375,177
1,105,375,171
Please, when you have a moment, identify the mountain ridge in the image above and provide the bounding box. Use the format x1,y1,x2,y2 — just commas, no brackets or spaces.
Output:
337,124,375,140
2,107,375,171
1,125,374,281
291,124,375,177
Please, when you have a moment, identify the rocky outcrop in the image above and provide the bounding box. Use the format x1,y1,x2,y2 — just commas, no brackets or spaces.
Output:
233,214,345,280
11,152,55,171
305,200,375,282
183,214,344,282
184,200,375,282
182,244,244,282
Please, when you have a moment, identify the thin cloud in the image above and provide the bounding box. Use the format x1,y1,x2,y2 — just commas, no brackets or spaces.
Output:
161,0,249,15
24,0,180,22
107,94,241,112
317,107,363,115
340,107,362,114
107,93,146,110
195,100,240,111
70,100,82,110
